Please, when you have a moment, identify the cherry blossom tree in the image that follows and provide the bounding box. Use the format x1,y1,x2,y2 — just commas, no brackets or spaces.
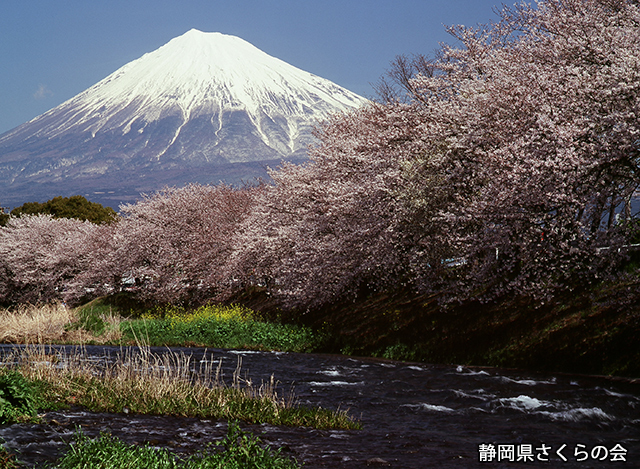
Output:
0,215,100,304
3,1,638,310
396,0,640,297
228,102,461,308
0,184,254,306
74,183,255,304
233,0,640,307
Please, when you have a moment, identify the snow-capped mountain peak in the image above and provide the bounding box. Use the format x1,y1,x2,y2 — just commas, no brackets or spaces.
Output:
0,29,368,208
12,29,366,155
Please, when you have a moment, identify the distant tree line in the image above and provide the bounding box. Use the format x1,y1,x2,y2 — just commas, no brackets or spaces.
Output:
6,195,117,225
0,0,638,308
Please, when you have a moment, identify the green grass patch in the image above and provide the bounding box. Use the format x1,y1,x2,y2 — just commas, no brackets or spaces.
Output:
121,304,321,353
54,422,300,469
69,299,323,353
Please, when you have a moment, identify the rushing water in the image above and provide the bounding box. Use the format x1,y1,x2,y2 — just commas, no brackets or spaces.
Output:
0,345,639,468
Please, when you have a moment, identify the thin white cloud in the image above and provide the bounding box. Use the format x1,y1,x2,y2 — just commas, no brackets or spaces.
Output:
33,84,53,99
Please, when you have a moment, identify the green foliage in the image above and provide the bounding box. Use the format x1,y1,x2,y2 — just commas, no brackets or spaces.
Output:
122,304,321,352
54,423,300,469
0,370,38,424
380,344,420,362
73,299,323,352
10,195,117,224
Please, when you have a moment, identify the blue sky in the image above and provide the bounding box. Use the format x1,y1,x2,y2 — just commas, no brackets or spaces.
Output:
0,0,502,134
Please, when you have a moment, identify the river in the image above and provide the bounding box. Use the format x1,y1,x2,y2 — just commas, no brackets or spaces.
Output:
1,345,638,468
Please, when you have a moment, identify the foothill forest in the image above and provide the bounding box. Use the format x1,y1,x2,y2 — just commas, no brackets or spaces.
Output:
1,1,640,466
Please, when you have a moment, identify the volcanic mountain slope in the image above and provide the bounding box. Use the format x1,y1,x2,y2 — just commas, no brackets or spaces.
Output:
0,29,367,208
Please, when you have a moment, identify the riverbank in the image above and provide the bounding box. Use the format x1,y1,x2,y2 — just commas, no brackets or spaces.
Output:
0,303,360,466
232,279,640,379
1,419,302,469
0,301,322,354
1,276,639,380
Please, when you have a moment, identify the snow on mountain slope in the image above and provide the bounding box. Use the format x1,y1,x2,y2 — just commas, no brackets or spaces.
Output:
0,29,368,207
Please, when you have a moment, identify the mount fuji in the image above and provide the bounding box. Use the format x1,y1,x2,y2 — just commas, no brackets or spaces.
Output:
0,29,368,208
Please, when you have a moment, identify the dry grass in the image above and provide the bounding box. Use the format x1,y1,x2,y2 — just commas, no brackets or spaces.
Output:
0,303,75,343
0,303,121,344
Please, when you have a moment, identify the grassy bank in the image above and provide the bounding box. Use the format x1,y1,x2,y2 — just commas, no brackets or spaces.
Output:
0,299,322,353
70,299,322,353
0,345,359,430
120,304,319,352
0,303,95,345
2,277,638,380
